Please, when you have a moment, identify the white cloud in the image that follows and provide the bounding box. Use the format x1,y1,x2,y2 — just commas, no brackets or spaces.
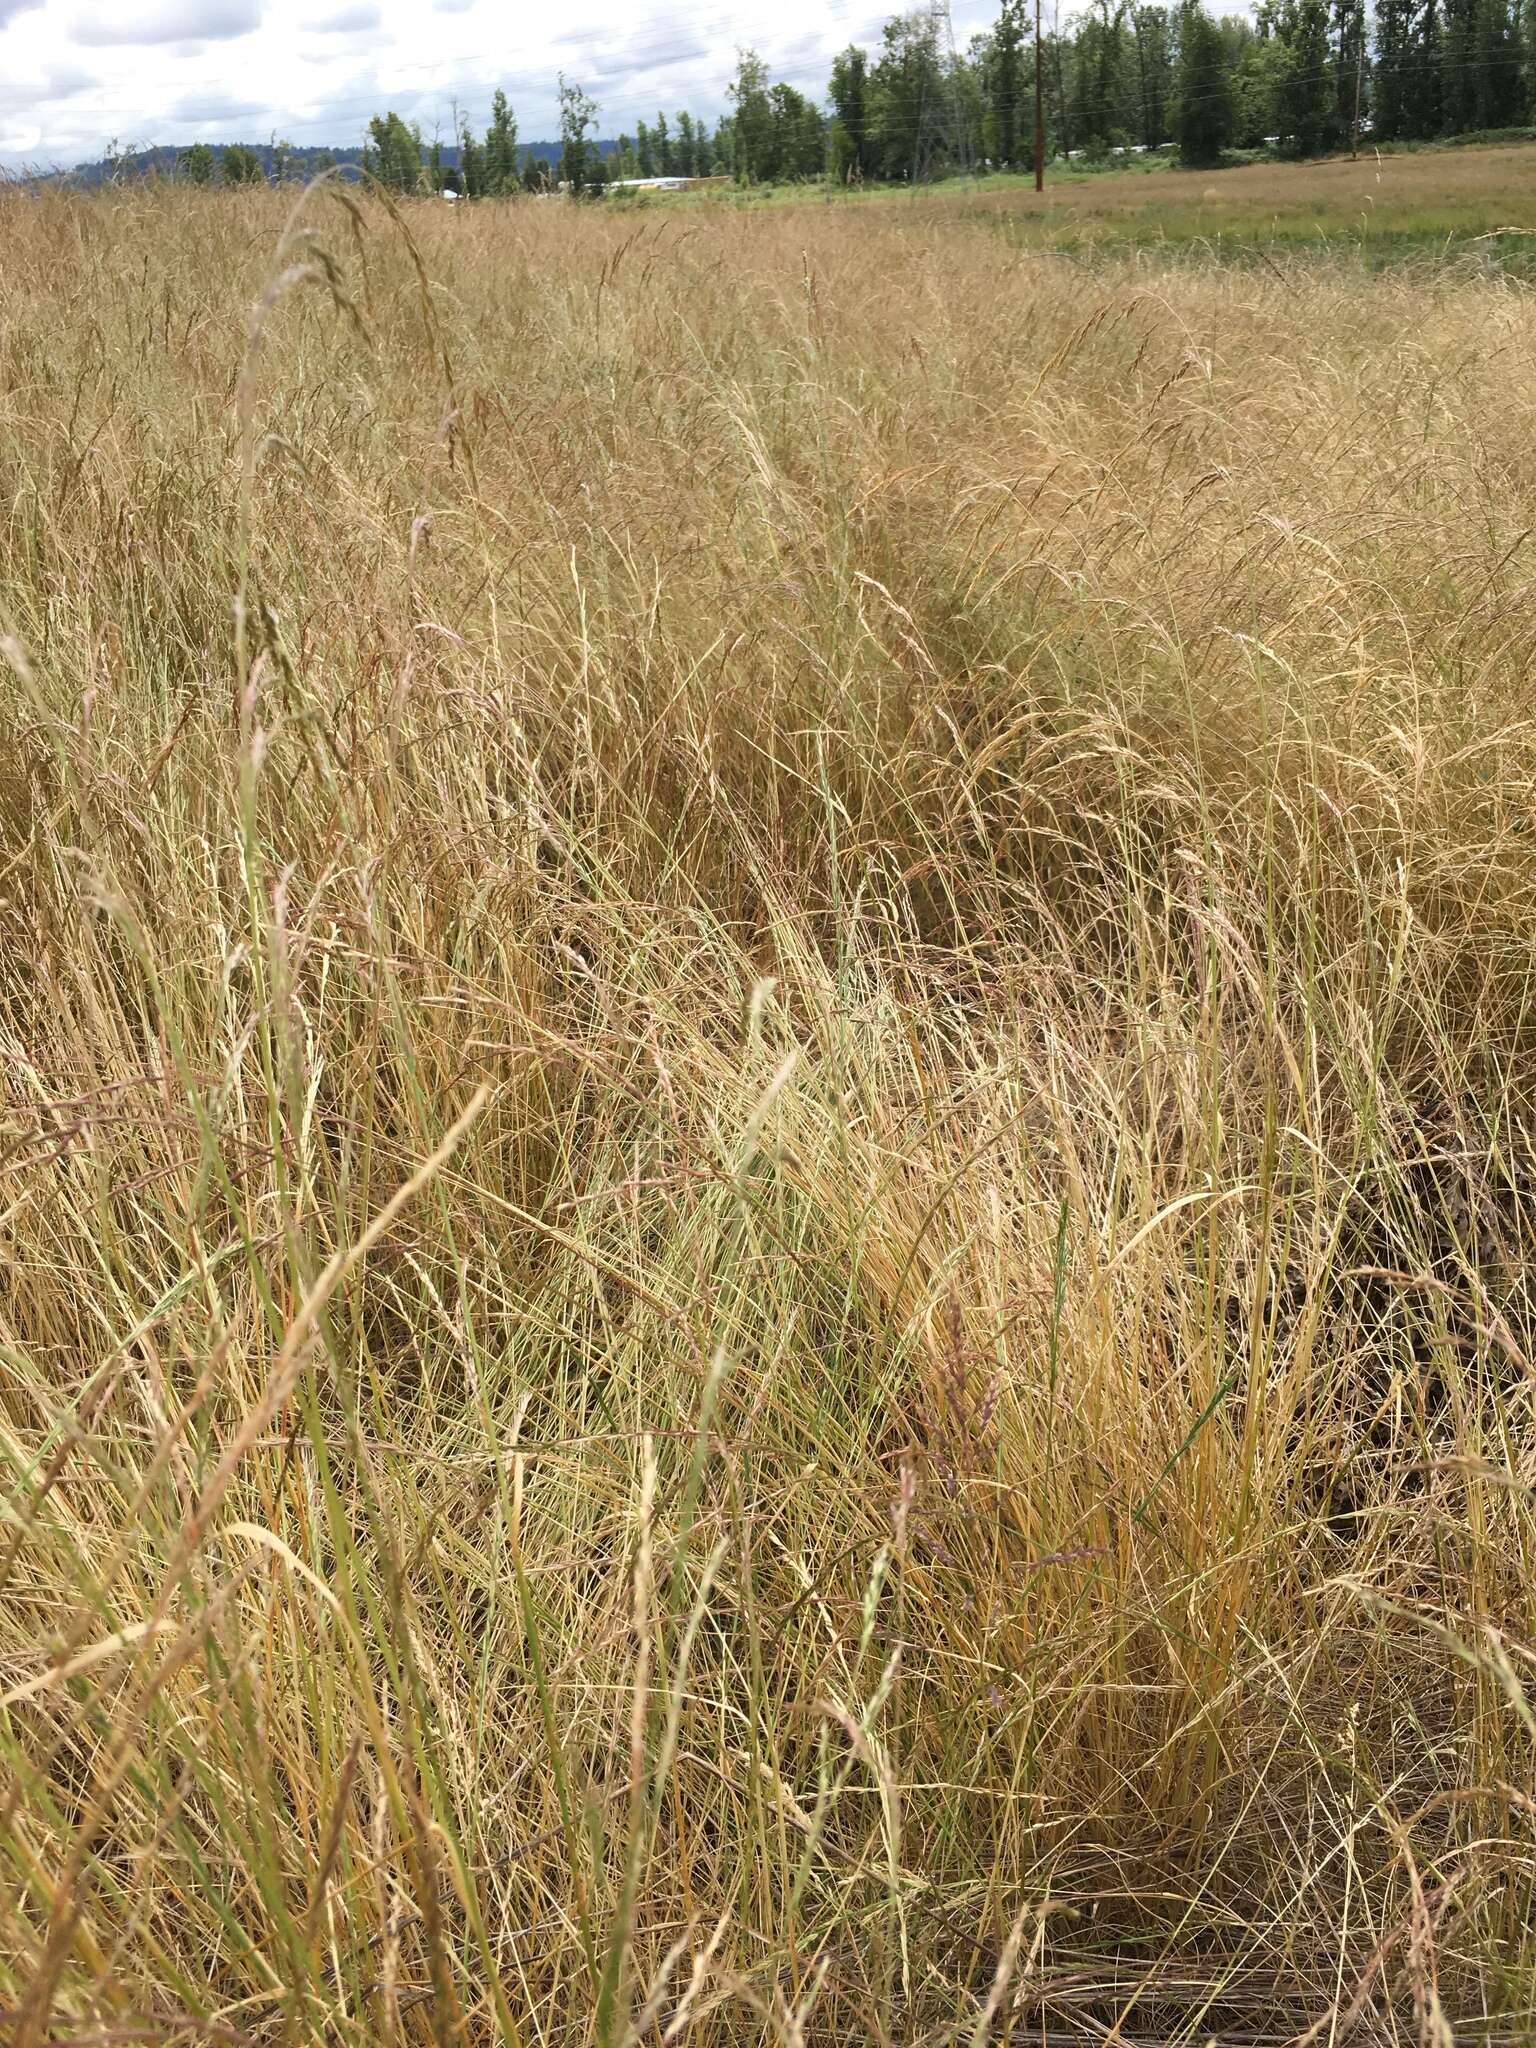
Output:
72,0,261,43
165,84,269,122
0,0,995,171
0,58,92,119
308,1,379,29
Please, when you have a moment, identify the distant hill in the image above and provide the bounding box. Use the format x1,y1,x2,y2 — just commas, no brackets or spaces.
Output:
56,139,620,187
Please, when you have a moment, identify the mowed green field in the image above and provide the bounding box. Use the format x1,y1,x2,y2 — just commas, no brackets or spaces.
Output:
672,135,1536,266
977,139,1536,258
1,156,1535,2044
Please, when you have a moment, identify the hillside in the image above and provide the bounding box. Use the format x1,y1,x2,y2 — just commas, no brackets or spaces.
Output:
54,137,619,185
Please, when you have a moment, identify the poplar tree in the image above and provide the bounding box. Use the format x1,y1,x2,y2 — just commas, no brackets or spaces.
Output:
485,90,518,193
1273,0,1333,152
1331,0,1367,144
459,118,486,196
366,112,423,191
1175,0,1234,162
984,0,1029,165
1475,0,1521,125
558,75,599,194
1372,0,1415,135
1405,0,1443,136
829,45,874,178
222,142,263,184
729,51,776,180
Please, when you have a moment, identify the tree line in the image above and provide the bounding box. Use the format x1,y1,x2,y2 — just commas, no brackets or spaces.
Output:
360,82,730,193
812,0,1536,173
1012,0,1527,162
174,0,1536,194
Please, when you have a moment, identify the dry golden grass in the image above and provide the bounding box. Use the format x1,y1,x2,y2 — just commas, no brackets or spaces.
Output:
1,177,1535,2045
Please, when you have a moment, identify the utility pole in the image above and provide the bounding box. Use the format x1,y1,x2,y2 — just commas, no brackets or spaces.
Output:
1351,5,1364,161
1034,0,1044,191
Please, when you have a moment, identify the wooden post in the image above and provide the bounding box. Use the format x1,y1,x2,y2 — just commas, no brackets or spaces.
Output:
1035,0,1045,192
1351,7,1364,161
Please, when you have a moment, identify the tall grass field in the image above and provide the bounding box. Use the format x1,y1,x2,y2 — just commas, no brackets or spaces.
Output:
1,172,1535,2044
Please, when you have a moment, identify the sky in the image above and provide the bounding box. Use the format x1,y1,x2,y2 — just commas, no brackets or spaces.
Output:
0,0,998,171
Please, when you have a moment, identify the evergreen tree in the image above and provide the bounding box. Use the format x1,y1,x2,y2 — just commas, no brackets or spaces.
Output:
178,141,215,183
1174,0,1234,161
485,89,518,193
676,111,698,175
635,121,655,175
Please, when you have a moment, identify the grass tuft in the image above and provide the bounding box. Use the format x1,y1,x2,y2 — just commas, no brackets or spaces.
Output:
1,174,1535,2043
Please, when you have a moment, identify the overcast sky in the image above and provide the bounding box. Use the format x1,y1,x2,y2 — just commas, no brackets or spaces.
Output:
0,0,999,171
